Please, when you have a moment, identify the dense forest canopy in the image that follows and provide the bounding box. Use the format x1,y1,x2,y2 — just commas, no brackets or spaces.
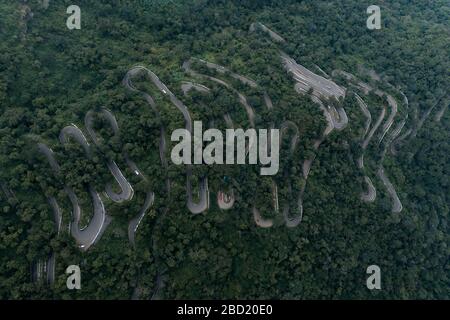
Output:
0,0,448,299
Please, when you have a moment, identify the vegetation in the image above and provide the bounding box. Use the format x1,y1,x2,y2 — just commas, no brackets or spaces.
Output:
0,0,448,299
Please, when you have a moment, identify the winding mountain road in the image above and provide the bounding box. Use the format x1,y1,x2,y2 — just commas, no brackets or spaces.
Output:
124,66,209,214
38,142,110,251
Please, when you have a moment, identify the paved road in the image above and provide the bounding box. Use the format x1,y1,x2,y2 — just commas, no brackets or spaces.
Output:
181,81,210,95
124,66,209,214
250,22,285,43
378,94,398,144
332,71,405,209
279,121,304,227
86,108,157,242
38,141,109,251
435,100,449,122
362,107,386,149
217,191,235,210
355,93,372,139
59,124,91,155
281,51,348,226
65,185,110,250
283,182,304,228
184,57,287,221
181,75,238,213
183,59,257,126
329,105,349,130
411,94,449,138
252,207,274,228
128,191,155,245
123,70,169,180
282,52,346,100
377,166,402,213
85,111,135,203
58,125,111,250
361,176,376,202
48,196,63,234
